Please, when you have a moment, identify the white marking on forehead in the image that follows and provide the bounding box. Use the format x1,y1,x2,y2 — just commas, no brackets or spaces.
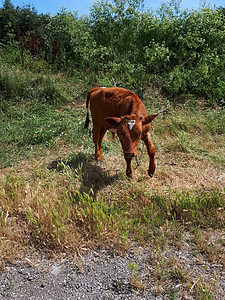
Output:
128,120,135,130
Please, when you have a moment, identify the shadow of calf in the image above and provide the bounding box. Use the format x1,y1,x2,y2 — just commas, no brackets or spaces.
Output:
48,152,120,197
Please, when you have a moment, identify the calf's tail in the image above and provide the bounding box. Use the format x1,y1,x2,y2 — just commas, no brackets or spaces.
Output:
84,87,99,129
84,96,90,129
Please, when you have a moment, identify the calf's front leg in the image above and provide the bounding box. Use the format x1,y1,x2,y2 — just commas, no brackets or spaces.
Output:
142,132,156,177
125,157,133,178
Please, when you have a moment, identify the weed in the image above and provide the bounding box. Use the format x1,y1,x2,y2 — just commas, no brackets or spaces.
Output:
192,229,225,265
195,283,213,300
168,267,188,283
128,262,146,290
130,276,146,290
128,262,138,277
165,286,177,300
113,278,124,292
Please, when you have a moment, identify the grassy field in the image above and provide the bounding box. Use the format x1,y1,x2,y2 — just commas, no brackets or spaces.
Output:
0,63,224,298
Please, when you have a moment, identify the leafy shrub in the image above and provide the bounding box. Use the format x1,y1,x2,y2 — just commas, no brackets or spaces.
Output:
1,0,225,105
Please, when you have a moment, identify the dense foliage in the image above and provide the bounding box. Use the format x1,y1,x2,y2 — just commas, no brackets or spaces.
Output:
0,0,225,104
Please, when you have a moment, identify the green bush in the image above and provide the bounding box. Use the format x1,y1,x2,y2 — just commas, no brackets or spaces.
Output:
0,0,225,105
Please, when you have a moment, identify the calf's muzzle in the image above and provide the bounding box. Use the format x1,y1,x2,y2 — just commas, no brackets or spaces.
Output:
124,152,136,159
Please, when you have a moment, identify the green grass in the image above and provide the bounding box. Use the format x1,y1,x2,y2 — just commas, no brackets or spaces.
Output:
0,101,76,167
0,97,94,168
148,103,225,164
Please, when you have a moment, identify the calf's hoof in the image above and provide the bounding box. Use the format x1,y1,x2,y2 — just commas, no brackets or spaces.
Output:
126,172,133,179
95,156,102,162
148,170,154,177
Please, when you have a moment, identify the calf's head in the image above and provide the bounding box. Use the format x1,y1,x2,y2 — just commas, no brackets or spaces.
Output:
105,113,157,159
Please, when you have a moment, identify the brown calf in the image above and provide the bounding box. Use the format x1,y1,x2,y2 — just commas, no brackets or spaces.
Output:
84,87,158,178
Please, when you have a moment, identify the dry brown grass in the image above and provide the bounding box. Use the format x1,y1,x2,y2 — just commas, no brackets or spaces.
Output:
0,141,224,263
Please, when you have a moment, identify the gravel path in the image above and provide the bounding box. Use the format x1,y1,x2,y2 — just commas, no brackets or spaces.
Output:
1,232,224,300
0,249,158,300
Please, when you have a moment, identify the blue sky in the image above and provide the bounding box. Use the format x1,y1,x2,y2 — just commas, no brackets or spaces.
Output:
2,0,224,16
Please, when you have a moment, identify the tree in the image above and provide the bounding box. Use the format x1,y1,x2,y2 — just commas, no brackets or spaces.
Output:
0,0,16,44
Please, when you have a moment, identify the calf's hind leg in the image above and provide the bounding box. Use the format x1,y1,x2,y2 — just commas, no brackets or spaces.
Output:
93,124,106,161
142,132,156,177
98,127,107,160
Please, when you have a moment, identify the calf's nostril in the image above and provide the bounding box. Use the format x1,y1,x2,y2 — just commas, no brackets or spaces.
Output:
124,153,135,158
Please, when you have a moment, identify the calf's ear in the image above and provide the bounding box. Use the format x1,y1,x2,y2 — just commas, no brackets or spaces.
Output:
142,114,158,125
105,117,122,128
